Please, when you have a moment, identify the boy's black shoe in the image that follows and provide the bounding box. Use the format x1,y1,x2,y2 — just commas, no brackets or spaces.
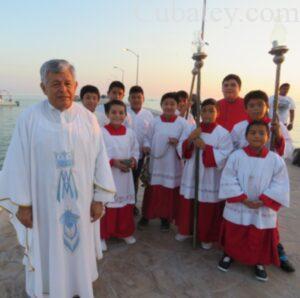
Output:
160,219,170,232
137,217,149,230
254,265,268,282
217,254,233,272
280,260,296,273
133,206,140,216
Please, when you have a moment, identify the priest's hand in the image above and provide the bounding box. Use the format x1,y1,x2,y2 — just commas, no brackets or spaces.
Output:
16,206,33,228
90,201,105,222
168,137,179,146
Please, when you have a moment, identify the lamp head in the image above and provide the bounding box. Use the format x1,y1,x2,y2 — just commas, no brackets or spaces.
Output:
271,22,287,49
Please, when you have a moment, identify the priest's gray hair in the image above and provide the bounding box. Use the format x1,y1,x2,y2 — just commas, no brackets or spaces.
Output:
40,59,76,84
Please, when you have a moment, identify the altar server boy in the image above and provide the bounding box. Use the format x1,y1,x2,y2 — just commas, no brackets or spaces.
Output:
216,74,247,132
127,86,154,214
80,85,100,113
175,98,233,248
230,90,295,273
218,120,290,281
176,90,195,126
100,100,139,250
138,92,187,231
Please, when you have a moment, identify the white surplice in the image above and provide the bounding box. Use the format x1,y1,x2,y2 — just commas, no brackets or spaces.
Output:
102,125,140,208
144,116,187,188
127,107,154,159
219,149,289,229
0,100,116,298
178,124,233,202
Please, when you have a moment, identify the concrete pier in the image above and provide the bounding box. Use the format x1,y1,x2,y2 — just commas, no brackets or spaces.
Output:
0,162,299,298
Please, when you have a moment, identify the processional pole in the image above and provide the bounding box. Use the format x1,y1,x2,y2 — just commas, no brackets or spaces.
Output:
185,0,207,121
269,36,289,151
187,0,208,249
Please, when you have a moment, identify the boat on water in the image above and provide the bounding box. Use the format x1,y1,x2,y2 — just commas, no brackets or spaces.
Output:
0,90,19,107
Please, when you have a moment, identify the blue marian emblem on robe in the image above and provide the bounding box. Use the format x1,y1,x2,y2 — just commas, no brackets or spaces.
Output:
55,151,78,202
60,210,80,252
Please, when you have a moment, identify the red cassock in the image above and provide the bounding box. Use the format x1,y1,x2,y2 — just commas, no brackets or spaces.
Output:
216,97,248,132
142,185,180,221
101,205,135,239
220,219,280,266
175,195,225,243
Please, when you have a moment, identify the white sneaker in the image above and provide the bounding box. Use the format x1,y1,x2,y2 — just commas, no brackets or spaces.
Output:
123,236,136,245
101,239,107,251
175,233,192,242
201,242,213,250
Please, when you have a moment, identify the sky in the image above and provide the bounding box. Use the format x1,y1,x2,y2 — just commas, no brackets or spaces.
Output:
0,0,299,101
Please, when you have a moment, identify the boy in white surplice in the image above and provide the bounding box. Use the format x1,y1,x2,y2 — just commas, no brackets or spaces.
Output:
218,120,290,282
175,98,233,249
138,92,188,231
100,100,139,250
230,90,295,272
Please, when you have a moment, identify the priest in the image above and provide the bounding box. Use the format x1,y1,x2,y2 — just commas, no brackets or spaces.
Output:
0,59,116,298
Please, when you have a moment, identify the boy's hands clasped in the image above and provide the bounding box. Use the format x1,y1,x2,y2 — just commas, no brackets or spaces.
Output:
242,200,264,209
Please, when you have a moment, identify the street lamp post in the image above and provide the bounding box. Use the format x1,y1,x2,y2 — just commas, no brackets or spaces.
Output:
113,66,125,83
124,48,139,85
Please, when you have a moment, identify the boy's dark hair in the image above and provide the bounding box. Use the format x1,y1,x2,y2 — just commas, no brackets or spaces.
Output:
201,98,217,108
176,90,189,100
245,120,270,137
80,85,100,99
244,90,269,108
222,74,242,88
280,83,290,89
105,99,127,115
108,81,125,93
160,92,179,105
129,85,144,95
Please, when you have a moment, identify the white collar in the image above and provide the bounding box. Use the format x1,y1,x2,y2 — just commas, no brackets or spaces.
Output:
47,100,74,113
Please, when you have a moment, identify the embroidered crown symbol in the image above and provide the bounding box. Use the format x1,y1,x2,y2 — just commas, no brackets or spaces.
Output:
55,151,74,168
